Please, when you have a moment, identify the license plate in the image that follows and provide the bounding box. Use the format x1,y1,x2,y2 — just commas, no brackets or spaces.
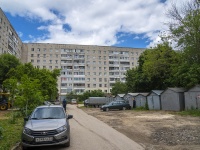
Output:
35,137,53,142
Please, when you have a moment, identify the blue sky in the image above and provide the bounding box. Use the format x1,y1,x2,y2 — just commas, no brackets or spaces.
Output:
0,0,184,48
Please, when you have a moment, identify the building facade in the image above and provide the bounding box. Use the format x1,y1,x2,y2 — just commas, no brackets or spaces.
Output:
0,8,22,59
0,8,145,98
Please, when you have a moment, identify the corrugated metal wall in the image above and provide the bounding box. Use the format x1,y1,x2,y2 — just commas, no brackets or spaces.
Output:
135,95,146,107
185,86,200,110
147,92,161,110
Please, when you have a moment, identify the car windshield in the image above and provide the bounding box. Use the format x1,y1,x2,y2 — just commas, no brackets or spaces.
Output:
31,107,65,119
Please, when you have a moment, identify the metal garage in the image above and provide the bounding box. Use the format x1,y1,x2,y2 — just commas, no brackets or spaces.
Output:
135,93,149,108
147,90,163,110
161,88,186,111
184,85,200,110
124,93,139,108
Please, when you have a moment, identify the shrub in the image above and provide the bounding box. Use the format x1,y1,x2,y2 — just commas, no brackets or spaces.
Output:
0,126,3,140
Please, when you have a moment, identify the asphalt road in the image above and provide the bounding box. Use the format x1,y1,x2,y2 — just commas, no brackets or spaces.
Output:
38,104,144,150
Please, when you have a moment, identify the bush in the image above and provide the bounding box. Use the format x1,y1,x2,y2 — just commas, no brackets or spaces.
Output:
0,126,3,140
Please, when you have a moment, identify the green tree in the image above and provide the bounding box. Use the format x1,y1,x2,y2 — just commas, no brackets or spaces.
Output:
66,91,77,102
7,63,60,101
0,54,21,89
141,43,181,90
78,90,105,101
111,81,127,96
170,63,200,88
167,0,200,63
14,75,44,116
125,67,150,92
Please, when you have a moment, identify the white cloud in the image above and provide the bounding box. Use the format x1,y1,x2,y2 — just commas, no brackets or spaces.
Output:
0,0,190,47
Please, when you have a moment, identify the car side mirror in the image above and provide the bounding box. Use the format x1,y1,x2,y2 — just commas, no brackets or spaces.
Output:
24,116,29,122
67,114,73,119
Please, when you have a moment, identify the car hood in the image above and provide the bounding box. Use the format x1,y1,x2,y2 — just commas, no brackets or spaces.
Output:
101,104,110,108
25,119,66,131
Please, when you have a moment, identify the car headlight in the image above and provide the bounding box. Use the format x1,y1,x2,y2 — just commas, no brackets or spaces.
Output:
23,127,32,135
56,125,67,133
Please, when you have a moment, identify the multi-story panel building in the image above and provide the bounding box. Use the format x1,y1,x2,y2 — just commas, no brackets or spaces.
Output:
0,8,145,100
22,43,144,99
0,8,22,58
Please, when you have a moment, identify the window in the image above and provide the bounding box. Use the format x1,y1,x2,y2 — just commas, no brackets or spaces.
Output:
93,78,96,81
37,60,40,63
43,60,46,63
37,54,40,58
87,84,90,88
93,72,96,75
49,60,52,64
31,54,34,57
55,60,58,64
93,84,96,87
31,59,34,63
99,84,102,87
43,66,46,69
31,48,34,51
43,48,46,52
99,78,102,82
37,48,40,52
43,54,46,58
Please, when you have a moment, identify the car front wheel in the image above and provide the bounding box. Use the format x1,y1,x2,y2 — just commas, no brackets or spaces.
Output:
63,139,70,147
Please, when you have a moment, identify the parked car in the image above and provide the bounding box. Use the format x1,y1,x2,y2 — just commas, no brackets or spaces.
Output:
21,105,73,149
71,99,77,104
100,100,131,111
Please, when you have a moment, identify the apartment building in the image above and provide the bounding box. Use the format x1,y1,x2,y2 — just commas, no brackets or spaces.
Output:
0,8,145,99
0,8,22,58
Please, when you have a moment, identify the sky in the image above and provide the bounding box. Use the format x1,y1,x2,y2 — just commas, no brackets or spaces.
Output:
0,0,188,48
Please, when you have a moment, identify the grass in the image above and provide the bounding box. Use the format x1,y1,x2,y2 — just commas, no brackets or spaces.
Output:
178,109,200,117
0,111,24,150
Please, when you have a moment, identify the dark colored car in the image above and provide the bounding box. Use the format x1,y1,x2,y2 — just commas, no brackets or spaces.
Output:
100,100,131,111
21,105,73,149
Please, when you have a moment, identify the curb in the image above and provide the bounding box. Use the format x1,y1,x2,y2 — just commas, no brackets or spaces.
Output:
11,142,21,150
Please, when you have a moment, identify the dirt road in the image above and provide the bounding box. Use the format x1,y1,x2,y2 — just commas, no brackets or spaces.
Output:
81,107,200,150
40,104,144,150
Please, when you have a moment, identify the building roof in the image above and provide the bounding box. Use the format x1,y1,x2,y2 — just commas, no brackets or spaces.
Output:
166,87,186,93
187,84,200,92
117,94,125,97
137,93,149,96
127,93,140,96
148,90,164,96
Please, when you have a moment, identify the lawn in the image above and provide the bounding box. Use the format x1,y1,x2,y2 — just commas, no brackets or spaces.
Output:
0,110,23,150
